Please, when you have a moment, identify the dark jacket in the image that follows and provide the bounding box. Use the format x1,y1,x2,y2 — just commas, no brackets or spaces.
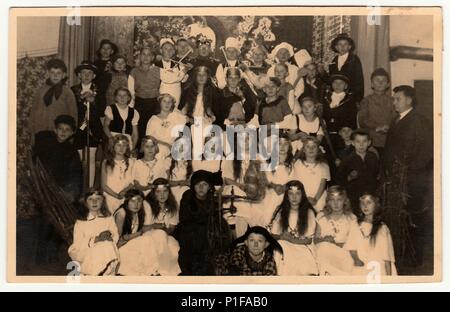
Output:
383,108,433,180
337,150,379,209
302,76,327,103
70,83,104,148
215,81,257,128
328,53,365,102
322,91,357,133
176,189,231,276
33,131,83,197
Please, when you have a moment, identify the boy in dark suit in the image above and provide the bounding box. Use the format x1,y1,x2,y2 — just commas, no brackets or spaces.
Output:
337,129,379,213
34,115,83,202
328,33,364,102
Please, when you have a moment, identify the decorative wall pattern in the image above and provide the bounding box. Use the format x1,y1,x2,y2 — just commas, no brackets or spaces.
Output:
16,55,53,219
311,16,352,68
92,16,135,65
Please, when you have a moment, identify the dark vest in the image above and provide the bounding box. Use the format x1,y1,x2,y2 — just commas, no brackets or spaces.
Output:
109,104,134,135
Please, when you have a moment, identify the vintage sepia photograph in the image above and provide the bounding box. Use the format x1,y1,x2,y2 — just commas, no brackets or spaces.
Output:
8,6,442,284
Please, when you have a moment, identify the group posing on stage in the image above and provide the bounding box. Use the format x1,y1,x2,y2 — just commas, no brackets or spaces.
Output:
29,28,433,276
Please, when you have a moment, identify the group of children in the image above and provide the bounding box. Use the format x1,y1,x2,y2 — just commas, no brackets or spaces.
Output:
30,31,401,276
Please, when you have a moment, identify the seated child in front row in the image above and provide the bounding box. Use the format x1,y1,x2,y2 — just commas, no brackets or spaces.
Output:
34,115,82,202
216,226,282,276
336,130,379,213
269,180,319,276
68,190,119,276
314,186,358,276
114,189,163,276
345,194,397,276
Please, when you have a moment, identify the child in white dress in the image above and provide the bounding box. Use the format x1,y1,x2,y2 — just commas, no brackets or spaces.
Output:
345,193,397,276
315,186,358,275
145,93,187,159
167,137,194,203
144,178,181,275
114,189,160,276
268,180,319,276
178,66,218,160
293,137,330,212
265,135,296,223
101,134,135,214
68,190,119,276
132,136,170,196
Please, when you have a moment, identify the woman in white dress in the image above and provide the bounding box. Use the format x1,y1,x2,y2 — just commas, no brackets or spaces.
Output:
144,178,181,276
315,185,358,275
145,93,187,159
264,134,296,224
345,193,397,276
268,180,319,276
132,136,170,196
293,136,330,212
101,134,135,214
68,190,119,276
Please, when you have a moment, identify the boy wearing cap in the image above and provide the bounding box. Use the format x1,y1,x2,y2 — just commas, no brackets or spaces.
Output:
358,68,396,157
191,35,221,76
29,58,78,144
215,226,281,276
328,33,364,102
155,38,192,106
215,37,243,89
322,73,357,146
71,60,104,150
33,115,83,202
301,61,327,102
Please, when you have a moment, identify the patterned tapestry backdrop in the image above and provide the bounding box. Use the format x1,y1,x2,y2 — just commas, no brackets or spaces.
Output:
312,16,352,67
17,55,53,218
16,15,351,219
133,16,314,64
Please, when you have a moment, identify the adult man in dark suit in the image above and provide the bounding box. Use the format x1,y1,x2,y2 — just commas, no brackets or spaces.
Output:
384,85,433,269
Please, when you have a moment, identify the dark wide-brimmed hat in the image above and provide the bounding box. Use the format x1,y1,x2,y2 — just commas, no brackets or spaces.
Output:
74,60,98,75
331,33,355,53
232,226,284,256
97,39,119,56
330,73,350,85
190,169,223,189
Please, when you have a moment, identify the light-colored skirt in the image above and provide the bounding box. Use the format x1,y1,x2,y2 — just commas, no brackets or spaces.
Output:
79,241,119,276
274,241,319,276
316,242,354,275
118,229,180,276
